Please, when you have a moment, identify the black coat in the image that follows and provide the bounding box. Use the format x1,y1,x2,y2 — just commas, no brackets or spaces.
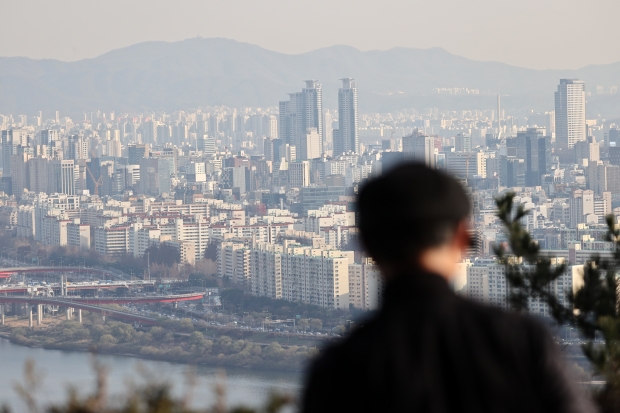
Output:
302,272,596,413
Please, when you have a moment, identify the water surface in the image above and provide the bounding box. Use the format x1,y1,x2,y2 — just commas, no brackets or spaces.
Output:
0,338,301,410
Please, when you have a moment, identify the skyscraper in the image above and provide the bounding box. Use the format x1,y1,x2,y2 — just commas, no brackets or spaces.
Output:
555,79,586,150
139,157,173,196
49,160,76,195
301,80,323,154
278,81,324,155
334,78,359,156
2,129,29,177
512,128,550,186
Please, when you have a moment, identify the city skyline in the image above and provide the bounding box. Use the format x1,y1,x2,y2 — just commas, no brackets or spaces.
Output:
1,1,619,410
2,38,620,117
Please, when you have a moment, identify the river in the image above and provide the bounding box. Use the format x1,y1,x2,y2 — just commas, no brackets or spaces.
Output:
0,338,302,411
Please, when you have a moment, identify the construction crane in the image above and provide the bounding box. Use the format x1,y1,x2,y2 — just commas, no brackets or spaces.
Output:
85,163,103,196
85,149,103,196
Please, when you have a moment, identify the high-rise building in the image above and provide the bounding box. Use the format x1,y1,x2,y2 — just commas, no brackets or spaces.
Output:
28,157,49,194
555,79,586,150
106,139,122,158
208,115,220,136
402,134,436,168
289,161,311,188
221,166,248,194
186,162,206,183
278,98,297,147
65,135,89,160
11,153,30,199
569,189,594,227
301,80,323,153
263,115,278,139
2,129,29,177
139,157,173,196
279,81,324,155
141,121,157,144
128,144,150,165
609,128,620,147
455,133,472,153
197,135,216,157
40,130,60,146
156,125,172,144
334,78,359,156
172,123,188,146
49,160,75,195
264,138,275,161
300,128,321,160
446,152,484,178
510,128,550,186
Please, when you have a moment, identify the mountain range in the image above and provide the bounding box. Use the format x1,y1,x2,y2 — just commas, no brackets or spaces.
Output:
1,37,619,117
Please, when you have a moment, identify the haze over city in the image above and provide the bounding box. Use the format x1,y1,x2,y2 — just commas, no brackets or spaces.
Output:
0,1,620,412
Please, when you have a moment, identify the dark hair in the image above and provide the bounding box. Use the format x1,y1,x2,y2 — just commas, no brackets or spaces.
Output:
358,162,471,265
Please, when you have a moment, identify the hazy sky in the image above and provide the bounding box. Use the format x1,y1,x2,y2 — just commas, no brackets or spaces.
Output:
1,0,618,70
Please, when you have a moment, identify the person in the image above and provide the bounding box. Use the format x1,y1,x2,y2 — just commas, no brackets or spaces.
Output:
302,163,595,413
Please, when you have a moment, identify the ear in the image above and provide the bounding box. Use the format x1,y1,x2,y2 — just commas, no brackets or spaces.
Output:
453,220,472,252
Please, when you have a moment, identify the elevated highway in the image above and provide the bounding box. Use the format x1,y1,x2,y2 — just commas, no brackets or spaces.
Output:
0,266,129,280
0,280,157,294
0,296,159,324
0,292,205,306
0,293,205,325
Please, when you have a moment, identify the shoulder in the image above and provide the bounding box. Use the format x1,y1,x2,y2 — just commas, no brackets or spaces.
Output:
310,314,384,373
302,317,384,412
453,296,555,354
456,295,547,330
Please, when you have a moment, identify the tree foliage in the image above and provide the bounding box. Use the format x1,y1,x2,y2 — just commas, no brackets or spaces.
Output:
4,360,294,413
144,243,180,267
219,289,347,324
204,242,219,261
496,192,620,411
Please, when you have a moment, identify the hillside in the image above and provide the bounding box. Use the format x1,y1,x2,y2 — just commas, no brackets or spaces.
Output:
0,37,619,115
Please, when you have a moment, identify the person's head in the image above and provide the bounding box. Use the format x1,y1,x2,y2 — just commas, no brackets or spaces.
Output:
358,162,471,279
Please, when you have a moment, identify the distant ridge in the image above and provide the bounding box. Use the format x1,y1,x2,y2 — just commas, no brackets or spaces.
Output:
0,37,619,116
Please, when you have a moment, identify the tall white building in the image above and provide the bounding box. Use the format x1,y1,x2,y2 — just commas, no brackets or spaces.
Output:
555,79,586,150
334,78,359,156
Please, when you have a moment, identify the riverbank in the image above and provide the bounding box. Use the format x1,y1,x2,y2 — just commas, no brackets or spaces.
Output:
0,337,301,411
0,314,317,373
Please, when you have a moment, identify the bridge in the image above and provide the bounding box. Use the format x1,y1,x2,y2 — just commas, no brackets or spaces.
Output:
0,292,205,305
0,296,159,325
0,280,157,294
0,293,205,326
0,266,130,280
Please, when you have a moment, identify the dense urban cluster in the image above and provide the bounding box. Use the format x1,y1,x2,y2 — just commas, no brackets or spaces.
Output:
0,77,616,318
